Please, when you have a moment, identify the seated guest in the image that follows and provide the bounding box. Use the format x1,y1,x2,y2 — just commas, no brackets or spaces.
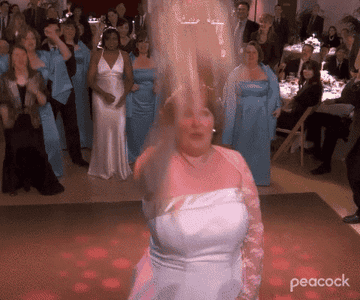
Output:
324,45,350,80
323,26,341,48
341,28,354,52
0,44,64,196
279,44,318,79
277,60,323,130
300,4,324,41
250,13,281,70
308,67,360,176
319,44,330,66
273,4,289,59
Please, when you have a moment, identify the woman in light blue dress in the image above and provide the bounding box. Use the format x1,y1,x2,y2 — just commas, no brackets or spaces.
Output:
126,32,157,163
0,27,67,177
57,19,93,150
223,41,282,186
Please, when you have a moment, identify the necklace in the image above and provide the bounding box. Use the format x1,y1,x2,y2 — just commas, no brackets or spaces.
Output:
179,147,213,169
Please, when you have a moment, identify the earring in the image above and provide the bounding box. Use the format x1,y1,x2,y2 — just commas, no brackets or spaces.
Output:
212,128,216,133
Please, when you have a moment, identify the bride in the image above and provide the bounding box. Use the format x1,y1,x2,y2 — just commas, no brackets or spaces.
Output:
128,0,263,298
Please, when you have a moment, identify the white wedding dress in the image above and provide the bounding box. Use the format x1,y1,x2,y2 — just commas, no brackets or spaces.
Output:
128,146,263,300
88,50,131,180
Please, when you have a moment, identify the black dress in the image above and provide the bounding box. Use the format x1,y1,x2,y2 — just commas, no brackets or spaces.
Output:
2,85,64,195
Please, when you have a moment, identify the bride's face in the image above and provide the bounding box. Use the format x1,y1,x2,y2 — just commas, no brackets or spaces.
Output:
175,96,214,157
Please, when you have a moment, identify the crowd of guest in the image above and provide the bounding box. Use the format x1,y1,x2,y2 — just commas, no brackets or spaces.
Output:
0,0,359,225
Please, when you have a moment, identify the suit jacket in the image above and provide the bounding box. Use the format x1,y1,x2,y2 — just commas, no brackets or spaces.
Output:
300,14,324,40
134,13,150,35
322,34,341,48
284,58,319,78
273,17,289,46
242,20,260,44
0,13,10,39
23,7,47,40
0,72,45,129
324,56,350,80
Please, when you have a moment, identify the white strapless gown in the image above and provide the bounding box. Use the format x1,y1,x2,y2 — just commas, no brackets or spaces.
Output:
129,188,250,299
88,51,131,179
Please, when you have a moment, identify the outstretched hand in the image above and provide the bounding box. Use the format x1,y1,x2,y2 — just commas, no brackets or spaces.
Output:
115,95,126,108
103,93,116,104
272,107,282,118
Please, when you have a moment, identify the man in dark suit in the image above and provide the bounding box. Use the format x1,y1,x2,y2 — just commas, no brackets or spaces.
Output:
233,1,259,63
279,44,318,79
0,1,10,40
41,19,89,167
23,0,47,41
134,1,150,37
300,4,324,41
324,45,350,80
273,4,289,59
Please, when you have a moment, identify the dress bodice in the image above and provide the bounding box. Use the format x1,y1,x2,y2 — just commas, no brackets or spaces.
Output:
133,68,155,87
236,80,269,99
96,51,124,104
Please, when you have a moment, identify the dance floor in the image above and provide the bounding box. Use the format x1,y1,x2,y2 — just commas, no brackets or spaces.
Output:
1,193,359,300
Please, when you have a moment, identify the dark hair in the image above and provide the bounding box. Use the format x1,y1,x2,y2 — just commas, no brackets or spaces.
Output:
246,40,264,63
328,26,337,36
235,1,250,11
106,8,120,27
299,60,321,86
6,44,37,81
134,31,150,57
43,18,60,29
335,44,349,55
101,28,120,49
303,44,314,53
61,18,80,44
70,3,83,13
17,26,41,50
9,4,19,12
0,1,9,7
275,4,281,9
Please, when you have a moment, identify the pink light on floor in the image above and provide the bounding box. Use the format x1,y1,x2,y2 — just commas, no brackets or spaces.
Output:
85,247,108,259
73,282,90,293
82,270,97,279
102,278,122,291
272,258,290,270
299,252,312,260
268,276,284,287
293,245,301,251
141,231,151,239
58,271,69,277
304,290,320,299
112,258,132,269
118,224,136,234
110,239,120,246
22,290,59,300
60,252,74,259
273,295,293,300
295,266,320,278
347,290,360,298
270,246,285,255
76,260,88,268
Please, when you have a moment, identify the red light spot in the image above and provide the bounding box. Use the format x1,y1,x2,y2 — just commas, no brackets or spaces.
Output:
73,283,90,293
82,270,97,279
271,246,285,255
269,276,284,287
272,258,290,270
293,245,301,250
102,278,122,291
59,271,69,277
347,290,360,298
75,236,90,243
273,295,293,300
142,231,151,239
304,290,320,299
111,239,120,246
326,287,337,293
112,258,132,269
85,247,108,259
299,253,311,260
76,261,88,268
61,252,74,259
22,290,59,300
295,266,320,278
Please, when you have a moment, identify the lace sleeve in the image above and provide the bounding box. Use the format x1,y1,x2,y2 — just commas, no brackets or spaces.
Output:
236,152,264,300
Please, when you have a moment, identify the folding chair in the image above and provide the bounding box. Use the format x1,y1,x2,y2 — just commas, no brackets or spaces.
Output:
272,105,318,166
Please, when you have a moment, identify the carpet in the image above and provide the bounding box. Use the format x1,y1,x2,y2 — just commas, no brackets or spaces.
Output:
0,193,359,300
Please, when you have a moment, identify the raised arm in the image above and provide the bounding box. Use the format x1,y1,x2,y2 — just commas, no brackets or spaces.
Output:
44,26,72,61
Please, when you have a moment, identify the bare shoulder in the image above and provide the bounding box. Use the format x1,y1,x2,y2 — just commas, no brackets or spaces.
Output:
90,50,101,64
121,50,130,61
